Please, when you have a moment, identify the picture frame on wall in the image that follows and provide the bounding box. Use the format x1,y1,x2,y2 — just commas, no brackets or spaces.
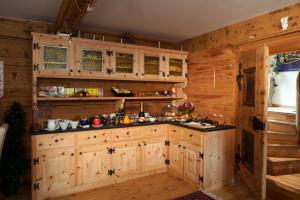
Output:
277,51,300,72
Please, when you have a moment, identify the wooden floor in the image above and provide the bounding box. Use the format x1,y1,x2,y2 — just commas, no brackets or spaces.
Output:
0,173,256,200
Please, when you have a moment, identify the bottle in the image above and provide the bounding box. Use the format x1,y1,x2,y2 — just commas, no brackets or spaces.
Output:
139,102,145,117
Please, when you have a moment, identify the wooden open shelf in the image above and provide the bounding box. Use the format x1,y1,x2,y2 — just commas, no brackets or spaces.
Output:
37,96,183,102
35,73,186,83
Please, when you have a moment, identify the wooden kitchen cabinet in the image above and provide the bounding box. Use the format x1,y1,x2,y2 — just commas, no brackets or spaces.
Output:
139,49,166,80
142,125,167,138
183,142,203,186
165,53,187,81
74,39,109,77
32,33,74,76
141,137,168,172
32,147,76,200
111,46,139,78
77,144,111,186
111,140,141,179
168,137,183,177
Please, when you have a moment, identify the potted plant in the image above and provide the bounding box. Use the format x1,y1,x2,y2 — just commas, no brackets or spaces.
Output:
178,101,195,119
0,102,26,196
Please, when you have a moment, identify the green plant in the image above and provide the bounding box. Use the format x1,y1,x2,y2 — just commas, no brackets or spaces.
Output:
0,102,26,196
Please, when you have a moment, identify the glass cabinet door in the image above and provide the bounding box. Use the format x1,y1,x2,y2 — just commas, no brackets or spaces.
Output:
43,46,68,70
166,54,187,81
140,50,165,80
111,47,138,78
74,40,108,77
32,33,73,76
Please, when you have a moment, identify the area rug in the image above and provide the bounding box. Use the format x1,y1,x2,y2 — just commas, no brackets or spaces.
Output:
174,190,223,200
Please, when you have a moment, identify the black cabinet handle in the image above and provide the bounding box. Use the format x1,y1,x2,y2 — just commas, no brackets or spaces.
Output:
70,69,73,72
78,70,81,73
136,73,139,76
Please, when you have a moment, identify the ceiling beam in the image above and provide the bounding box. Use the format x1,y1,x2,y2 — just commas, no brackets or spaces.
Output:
53,0,97,33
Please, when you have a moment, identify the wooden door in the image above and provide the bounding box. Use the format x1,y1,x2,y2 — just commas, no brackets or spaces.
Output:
77,144,111,186
111,46,139,78
74,40,109,77
139,49,166,80
168,137,183,177
183,142,202,185
111,140,141,178
34,147,76,198
32,33,74,77
237,46,269,199
141,137,167,172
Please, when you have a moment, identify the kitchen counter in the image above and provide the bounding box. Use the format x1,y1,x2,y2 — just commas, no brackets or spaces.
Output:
32,121,235,135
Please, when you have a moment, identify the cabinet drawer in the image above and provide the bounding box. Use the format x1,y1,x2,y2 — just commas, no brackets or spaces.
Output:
183,129,202,146
77,130,111,146
111,127,141,141
34,133,75,150
168,125,183,139
142,125,167,137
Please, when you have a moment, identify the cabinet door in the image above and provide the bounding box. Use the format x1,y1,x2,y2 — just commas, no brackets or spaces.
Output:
111,140,141,178
141,137,167,172
168,137,183,177
33,33,74,76
165,53,187,81
139,49,166,80
74,41,108,77
111,46,139,78
77,144,111,186
34,147,76,198
183,142,203,185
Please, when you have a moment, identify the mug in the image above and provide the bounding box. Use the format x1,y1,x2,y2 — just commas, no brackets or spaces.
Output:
47,119,60,131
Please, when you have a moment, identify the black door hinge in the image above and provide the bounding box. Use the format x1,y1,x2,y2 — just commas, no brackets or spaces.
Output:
185,59,188,63
33,64,39,71
106,50,113,56
33,157,39,165
252,116,265,131
107,147,115,154
199,152,204,159
106,68,113,74
107,169,115,176
165,159,170,165
165,140,170,146
162,56,166,61
199,176,203,183
33,42,40,50
185,73,188,78
33,182,40,191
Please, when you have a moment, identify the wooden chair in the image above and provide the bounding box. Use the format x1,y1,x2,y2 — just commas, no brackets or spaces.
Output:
0,123,8,160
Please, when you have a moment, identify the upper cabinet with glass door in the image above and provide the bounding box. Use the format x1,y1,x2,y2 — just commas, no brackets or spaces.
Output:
74,39,109,77
110,46,139,78
140,49,166,80
32,33,74,76
165,53,187,81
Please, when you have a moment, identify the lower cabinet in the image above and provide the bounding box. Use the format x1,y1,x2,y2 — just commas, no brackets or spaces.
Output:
111,140,141,178
33,147,76,199
168,137,183,177
183,142,202,185
141,137,167,172
77,144,111,186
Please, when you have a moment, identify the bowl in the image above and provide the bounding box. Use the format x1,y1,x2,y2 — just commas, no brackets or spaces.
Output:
59,120,69,130
149,117,156,122
69,120,79,129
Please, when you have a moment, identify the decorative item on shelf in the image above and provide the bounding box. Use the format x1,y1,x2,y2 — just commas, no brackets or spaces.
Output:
57,86,64,97
123,114,130,124
158,91,172,96
92,115,101,127
111,86,133,97
79,117,90,128
48,86,58,97
59,120,69,130
38,86,48,97
171,86,176,97
178,101,195,120
160,103,178,121
64,88,75,97
69,120,79,129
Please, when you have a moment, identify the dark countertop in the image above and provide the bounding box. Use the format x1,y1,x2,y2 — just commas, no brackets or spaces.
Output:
32,121,235,135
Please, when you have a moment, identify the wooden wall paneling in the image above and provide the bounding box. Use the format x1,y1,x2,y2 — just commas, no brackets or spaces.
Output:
185,47,236,125
182,3,300,52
